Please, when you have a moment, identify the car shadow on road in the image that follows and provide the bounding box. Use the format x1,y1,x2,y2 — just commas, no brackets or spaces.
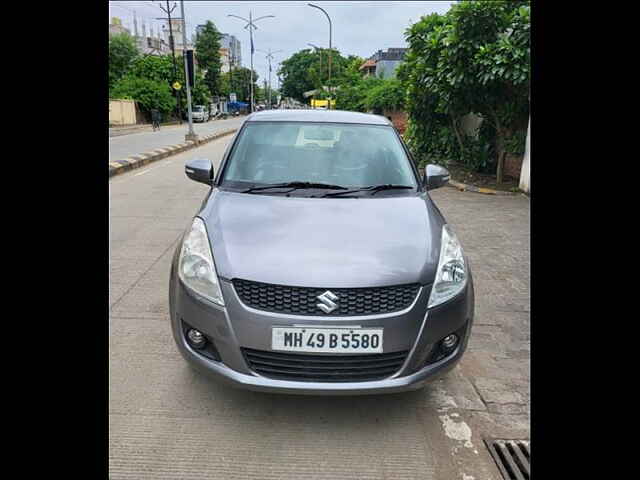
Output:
182,363,435,421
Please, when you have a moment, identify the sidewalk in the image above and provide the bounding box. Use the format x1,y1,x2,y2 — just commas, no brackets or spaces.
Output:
109,121,182,138
109,116,245,162
109,127,238,178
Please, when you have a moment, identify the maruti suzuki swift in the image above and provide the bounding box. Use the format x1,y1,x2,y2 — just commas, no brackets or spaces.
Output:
169,109,474,395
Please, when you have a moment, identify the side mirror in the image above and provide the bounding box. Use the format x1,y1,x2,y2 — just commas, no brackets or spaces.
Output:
423,164,450,191
185,158,213,185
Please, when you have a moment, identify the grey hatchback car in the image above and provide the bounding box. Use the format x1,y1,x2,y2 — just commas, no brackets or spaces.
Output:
169,110,474,395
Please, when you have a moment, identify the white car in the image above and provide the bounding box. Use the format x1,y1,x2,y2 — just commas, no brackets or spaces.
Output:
192,105,210,122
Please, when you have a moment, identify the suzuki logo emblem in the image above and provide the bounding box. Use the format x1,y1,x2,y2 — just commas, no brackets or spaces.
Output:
316,290,339,314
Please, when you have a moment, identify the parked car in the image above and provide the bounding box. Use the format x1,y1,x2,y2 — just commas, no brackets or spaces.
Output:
192,105,209,122
169,110,474,395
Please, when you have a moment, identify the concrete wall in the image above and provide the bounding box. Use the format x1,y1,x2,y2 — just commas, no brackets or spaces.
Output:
109,99,137,126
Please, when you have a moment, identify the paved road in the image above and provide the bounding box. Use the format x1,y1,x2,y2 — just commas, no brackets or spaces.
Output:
108,116,245,162
109,137,530,479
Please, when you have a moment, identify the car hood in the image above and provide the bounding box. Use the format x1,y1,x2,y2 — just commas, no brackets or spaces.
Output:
200,190,444,288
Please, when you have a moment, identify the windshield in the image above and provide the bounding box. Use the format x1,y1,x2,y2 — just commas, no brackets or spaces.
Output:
193,106,204,112
221,122,417,189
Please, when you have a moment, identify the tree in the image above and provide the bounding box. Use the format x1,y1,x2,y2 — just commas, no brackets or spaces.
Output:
332,56,382,112
365,78,405,113
278,48,354,104
220,67,259,103
400,1,530,180
194,21,222,97
186,71,211,107
278,49,320,102
128,55,174,84
336,76,383,112
109,33,139,89
218,70,231,98
110,75,175,115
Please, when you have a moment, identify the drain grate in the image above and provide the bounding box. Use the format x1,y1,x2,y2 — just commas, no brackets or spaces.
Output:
484,438,530,480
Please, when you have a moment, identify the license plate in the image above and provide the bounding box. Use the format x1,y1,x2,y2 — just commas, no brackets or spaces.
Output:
272,327,383,353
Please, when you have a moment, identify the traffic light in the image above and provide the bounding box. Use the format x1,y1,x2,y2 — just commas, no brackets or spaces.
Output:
185,50,195,88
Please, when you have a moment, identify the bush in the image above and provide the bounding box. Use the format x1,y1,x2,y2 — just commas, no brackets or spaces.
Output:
336,76,383,112
399,1,530,180
110,76,175,115
404,119,457,168
504,128,527,156
365,78,405,112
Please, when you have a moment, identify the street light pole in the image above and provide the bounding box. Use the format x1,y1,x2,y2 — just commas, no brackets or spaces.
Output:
258,49,283,109
228,11,275,113
308,4,332,109
179,0,196,142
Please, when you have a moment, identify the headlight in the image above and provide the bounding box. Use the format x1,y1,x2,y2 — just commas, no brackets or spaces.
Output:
428,224,467,308
178,217,225,306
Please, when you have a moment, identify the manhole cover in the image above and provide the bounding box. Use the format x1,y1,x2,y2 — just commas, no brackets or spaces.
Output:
484,438,530,480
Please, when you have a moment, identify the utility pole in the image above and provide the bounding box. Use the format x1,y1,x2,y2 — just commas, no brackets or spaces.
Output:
157,1,183,123
179,0,197,142
228,11,275,113
258,49,282,109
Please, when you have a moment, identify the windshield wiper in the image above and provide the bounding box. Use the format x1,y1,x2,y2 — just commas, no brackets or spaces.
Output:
242,181,348,194
322,184,414,197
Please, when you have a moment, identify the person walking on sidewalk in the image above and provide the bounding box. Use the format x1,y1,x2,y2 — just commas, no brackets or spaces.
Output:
151,109,161,132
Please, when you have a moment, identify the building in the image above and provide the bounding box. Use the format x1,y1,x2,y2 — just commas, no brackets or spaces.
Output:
220,33,242,67
194,25,241,75
359,48,408,79
109,17,130,36
359,59,376,77
219,48,231,73
138,20,170,55
109,16,169,56
162,18,193,56
195,27,241,68
140,34,170,56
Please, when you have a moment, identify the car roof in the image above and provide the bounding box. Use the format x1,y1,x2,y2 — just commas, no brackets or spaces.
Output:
245,109,392,126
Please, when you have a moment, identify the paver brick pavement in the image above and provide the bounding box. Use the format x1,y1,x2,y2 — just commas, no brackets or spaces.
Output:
109,138,530,479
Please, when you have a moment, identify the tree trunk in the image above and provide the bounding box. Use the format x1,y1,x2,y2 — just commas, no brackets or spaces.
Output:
493,114,505,185
450,113,465,159
496,149,505,184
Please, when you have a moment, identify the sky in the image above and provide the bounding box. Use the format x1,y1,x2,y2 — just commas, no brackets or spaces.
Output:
109,1,455,90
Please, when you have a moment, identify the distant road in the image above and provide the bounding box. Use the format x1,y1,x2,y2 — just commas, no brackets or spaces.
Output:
108,116,244,162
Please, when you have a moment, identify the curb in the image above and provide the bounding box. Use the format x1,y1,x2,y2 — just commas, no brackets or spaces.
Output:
109,128,237,178
447,179,520,196
109,122,183,137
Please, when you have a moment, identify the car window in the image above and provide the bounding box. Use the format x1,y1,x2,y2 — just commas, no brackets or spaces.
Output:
221,122,417,188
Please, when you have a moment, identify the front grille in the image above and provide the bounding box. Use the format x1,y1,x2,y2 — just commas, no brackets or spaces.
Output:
242,348,409,382
233,279,420,316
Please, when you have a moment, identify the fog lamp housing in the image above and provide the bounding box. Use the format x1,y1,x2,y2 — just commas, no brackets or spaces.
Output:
187,328,207,349
442,334,458,350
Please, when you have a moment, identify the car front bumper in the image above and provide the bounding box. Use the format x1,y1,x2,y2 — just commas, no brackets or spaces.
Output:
169,264,474,395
